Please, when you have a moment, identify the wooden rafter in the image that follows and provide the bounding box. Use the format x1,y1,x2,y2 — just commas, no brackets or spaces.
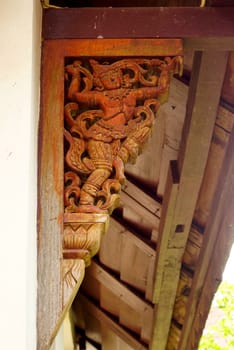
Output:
150,50,228,350
178,123,234,350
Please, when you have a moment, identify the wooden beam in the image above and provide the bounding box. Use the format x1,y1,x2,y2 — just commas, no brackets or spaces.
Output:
43,7,234,41
184,38,234,51
178,125,234,350
37,37,65,350
151,161,180,349
151,51,228,350
75,294,148,350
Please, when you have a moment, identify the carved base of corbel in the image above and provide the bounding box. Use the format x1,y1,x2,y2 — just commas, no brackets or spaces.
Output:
63,213,109,266
62,213,109,307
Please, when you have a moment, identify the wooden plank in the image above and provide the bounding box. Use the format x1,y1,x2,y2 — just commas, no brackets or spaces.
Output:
194,107,234,227
43,8,234,40
43,38,183,58
37,37,65,350
120,230,156,296
151,162,180,348
87,260,154,343
77,295,148,350
152,162,179,304
178,126,234,350
101,327,134,350
88,261,153,316
222,52,234,107
100,285,121,318
99,216,156,300
151,51,228,350
123,181,161,217
184,38,234,51
157,78,187,197
121,191,160,243
101,327,120,350
99,218,123,273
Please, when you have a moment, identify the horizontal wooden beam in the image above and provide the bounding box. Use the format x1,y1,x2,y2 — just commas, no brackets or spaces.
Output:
43,7,234,42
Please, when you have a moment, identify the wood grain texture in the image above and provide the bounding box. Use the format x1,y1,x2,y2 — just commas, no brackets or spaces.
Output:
178,125,234,350
84,260,155,343
37,40,65,350
42,7,234,39
222,52,234,107
194,107,234,227
151,51,228,350
99,216,156,301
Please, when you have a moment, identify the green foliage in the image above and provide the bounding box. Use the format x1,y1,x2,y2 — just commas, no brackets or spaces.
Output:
198,281,234,350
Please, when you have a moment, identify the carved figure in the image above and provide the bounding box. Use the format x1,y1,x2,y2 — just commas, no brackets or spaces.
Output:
64,57,181,214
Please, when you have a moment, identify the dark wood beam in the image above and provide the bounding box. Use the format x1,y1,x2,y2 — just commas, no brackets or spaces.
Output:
49,0,201,6
43,7,234,41
207,0,234,6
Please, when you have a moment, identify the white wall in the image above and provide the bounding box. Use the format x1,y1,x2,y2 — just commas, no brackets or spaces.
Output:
0,1,41,349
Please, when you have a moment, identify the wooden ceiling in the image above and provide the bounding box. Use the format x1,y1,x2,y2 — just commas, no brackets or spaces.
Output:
39,3,234,350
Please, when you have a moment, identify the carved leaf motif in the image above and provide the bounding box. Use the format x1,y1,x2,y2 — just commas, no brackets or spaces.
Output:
64,57,182,214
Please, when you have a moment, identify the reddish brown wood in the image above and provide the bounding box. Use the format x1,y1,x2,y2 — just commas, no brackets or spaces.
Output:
64,56,181,215
207,0,234,5
42,7,234,39
222,53,234,107
38,38,182,349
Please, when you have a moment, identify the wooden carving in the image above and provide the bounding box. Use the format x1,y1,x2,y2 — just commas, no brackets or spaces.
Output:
63,56,182,266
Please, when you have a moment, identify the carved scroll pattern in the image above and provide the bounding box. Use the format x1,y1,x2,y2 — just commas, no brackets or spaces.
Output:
62,56,182,266
64,57,182,215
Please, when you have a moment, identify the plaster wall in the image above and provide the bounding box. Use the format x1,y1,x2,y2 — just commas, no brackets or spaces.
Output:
0,0,41,348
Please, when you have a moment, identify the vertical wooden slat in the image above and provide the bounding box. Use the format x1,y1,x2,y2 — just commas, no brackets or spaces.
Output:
37,41,65,350
151,51,228,350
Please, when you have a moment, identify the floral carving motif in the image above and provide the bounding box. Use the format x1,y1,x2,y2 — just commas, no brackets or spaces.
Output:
64,57,182,214
63,213,109,266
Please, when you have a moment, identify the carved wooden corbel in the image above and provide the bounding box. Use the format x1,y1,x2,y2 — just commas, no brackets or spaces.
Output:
63,56,183,269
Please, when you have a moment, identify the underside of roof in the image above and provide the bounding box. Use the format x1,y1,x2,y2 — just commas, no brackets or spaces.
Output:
38,2,234,350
